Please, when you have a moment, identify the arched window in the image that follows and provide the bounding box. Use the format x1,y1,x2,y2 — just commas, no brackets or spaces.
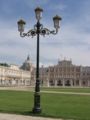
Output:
57,80,62,86
65,80,70,86
49,80,54,86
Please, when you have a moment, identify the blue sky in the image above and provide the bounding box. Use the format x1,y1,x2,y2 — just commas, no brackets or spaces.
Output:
0,0,90,66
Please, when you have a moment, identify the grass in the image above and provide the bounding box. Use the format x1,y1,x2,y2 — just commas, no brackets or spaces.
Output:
0,90,90,120
0,90,33,114
41,87,90,93
42,93,90,120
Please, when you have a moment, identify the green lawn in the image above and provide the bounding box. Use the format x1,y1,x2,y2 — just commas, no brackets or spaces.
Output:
0,90,90,120
41,87,90,93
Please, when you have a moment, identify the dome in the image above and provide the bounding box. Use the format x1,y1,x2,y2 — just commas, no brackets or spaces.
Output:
20,55,33,71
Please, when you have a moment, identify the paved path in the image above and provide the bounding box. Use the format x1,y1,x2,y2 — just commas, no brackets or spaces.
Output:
0,86,33,91
41,90,90,96
0,113,62,120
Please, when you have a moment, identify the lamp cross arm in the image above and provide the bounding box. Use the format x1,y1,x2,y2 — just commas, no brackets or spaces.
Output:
19,29,37,38
39,27,59,36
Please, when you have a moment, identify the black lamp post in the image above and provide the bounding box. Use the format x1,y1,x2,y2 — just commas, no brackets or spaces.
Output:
17,7,62,114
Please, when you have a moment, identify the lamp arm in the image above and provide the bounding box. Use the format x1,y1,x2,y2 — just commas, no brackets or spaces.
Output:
20,29,37,38
40,27,58,36
19,26,59,37
20,32,27,37
50,28,58,35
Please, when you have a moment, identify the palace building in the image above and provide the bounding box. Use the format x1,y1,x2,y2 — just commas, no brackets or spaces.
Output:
0,56,34,86
0,56,90,87
31,59,90,87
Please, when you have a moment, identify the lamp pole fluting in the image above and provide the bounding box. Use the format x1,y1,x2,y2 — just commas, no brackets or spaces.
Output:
17,7,62,114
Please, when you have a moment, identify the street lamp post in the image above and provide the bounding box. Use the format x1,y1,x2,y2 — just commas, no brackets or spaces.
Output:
17,7,62,114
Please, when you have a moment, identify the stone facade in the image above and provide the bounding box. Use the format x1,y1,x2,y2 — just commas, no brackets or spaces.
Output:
0,56,34,86
80,67,90,87
0,57,90,87
31,60,90,87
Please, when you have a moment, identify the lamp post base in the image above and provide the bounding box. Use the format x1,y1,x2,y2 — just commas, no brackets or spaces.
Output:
33,107,41,113
32,92,41,114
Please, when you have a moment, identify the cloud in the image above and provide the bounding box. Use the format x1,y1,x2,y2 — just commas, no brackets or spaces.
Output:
48,3,67,11
38,12,90,66
24,0,49,8
0,21,37,64
0,0,90,67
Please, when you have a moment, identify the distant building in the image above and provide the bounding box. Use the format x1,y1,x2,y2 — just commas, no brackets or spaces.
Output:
80,67,90,86
20,55,34,71
31,59,90,87
0,57,90,87
0,56,34,86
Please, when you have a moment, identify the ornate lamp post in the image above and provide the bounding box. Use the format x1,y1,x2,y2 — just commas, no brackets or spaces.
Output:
17,7,62,114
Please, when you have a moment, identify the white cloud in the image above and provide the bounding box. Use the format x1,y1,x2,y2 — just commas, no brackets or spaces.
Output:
0,21,90,66
38,18,90,66
0,0,90,67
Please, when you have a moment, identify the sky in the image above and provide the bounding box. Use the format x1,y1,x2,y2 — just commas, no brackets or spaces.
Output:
0,0,90,67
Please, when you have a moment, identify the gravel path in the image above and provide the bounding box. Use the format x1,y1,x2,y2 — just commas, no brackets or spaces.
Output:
0,113,62,120
41,90,90,95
